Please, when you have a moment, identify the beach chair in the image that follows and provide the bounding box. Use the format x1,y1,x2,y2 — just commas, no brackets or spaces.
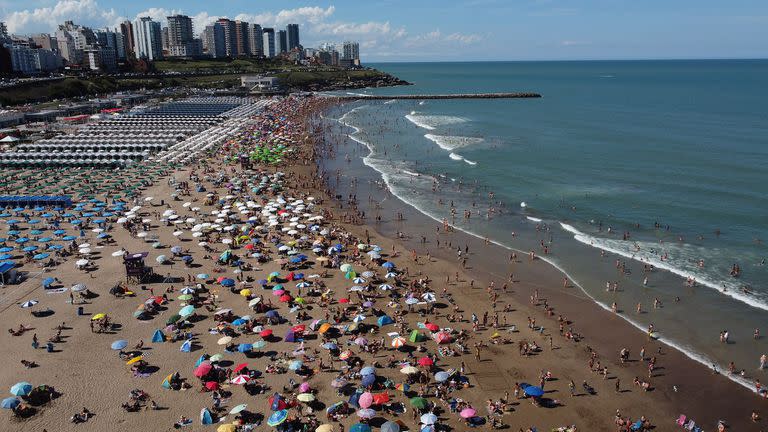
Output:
676,415,687,427
685,420,695,431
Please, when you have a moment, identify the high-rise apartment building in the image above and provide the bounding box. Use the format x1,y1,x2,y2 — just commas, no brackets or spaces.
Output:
234,21,250,57
248,24,263,57
216,18,237,57
134,17,163,61
342,41,360,60
32,33,58,53
277,30,287,54
119,20,135,59
167,15,194,46
286,24,300,50
262,28,275,58
0,22,8,41
203,24,226,58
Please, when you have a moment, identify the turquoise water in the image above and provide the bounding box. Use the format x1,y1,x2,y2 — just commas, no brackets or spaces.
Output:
323,60,768,389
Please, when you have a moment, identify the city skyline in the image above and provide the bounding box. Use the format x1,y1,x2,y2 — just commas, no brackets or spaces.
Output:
0,0,767,62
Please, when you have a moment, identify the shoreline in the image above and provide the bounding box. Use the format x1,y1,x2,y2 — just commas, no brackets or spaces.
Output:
313,99,764,430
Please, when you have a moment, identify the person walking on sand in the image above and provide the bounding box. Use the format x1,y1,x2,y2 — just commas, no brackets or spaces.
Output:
760,354,766,370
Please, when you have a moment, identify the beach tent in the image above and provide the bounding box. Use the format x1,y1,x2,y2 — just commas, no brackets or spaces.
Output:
151,329,165,343
180,340,192,352
377,315,394,327
200,407,214,425
409,330,427,343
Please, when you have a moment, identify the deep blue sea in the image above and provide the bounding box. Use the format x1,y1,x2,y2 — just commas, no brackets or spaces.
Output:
323,60,768,389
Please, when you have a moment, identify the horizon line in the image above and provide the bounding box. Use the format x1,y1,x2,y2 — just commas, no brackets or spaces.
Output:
365,57,768,63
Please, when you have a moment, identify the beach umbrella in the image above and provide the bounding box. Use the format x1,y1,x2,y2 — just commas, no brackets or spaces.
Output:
194,362,212,377
230,404,248,414
380,421,400,432
524,386,544,397
289,360,303,370
72,283,87,292
434,371,450,382
165,314,182,325
217,336,233,345
391,337,406,348
297,393,315,402
267,409,289,426
424,323,440,332
209,354,224,363
420,413,438,425
33,253,50,260
10,382,33,396
237,343,253,353
358,392,373,408
217,425,237,432
361,374,376,387
221,278,235,287
231,374,251,385
434,332,452,344
460,408,477,418
350,423,371,432
152,329,165,343
20,300,38,308
1,397,20,410
179,305,195,317
410,397,429,410
418,357,434,367
253,340,267,349
357,408,376,419
316,425,335,432
22,246,38,252
111,340,128,350
196,273,210,280
180,340,192,352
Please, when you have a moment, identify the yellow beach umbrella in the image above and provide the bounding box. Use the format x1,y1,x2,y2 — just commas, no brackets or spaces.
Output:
316,425,335,432
217,424,237,432
126,356,143,365
91,313,106,320
240,289,252,297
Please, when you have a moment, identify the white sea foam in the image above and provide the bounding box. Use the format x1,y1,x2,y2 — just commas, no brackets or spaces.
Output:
559,222,768,312
384,100,396,105
526,216,543,223
448,153,463,161
424,134,484,151
405,113,468,130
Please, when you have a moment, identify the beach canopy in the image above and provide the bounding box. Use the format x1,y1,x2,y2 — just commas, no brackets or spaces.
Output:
267,409,289,426
381,421,401,432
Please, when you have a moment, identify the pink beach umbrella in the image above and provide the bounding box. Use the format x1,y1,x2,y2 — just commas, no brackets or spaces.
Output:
460,407,477,418
358,391,373,409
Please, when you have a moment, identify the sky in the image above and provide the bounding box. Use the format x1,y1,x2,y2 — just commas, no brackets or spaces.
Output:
1,0,767,61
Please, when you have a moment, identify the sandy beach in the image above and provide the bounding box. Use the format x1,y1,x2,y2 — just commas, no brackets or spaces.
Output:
0,95,762,432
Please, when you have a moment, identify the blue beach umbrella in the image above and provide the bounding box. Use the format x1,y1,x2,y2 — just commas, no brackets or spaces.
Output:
42,277,56,288
62,236,77,241
48,245,63,250
1,397,20,410
10,382,32,396
33,253,50,260
111,340,128,350
237,343,253,353
0,254,12,260
267,409,288,426
0,247,13,253
38,237,52,243
14,238,29,244
22,246,38,252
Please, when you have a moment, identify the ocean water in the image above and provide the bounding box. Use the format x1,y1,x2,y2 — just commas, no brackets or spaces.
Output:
321,60,768,389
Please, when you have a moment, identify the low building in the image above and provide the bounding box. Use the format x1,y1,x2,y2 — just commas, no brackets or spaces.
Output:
25,110,62,123
0,110,25,128
241,75,279,92
168,40,203,58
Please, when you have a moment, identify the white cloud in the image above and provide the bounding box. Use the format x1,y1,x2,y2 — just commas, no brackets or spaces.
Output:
406,29,483,47
2,0,120,33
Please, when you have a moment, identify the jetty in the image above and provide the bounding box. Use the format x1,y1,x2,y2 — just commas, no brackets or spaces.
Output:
329,92,541,100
